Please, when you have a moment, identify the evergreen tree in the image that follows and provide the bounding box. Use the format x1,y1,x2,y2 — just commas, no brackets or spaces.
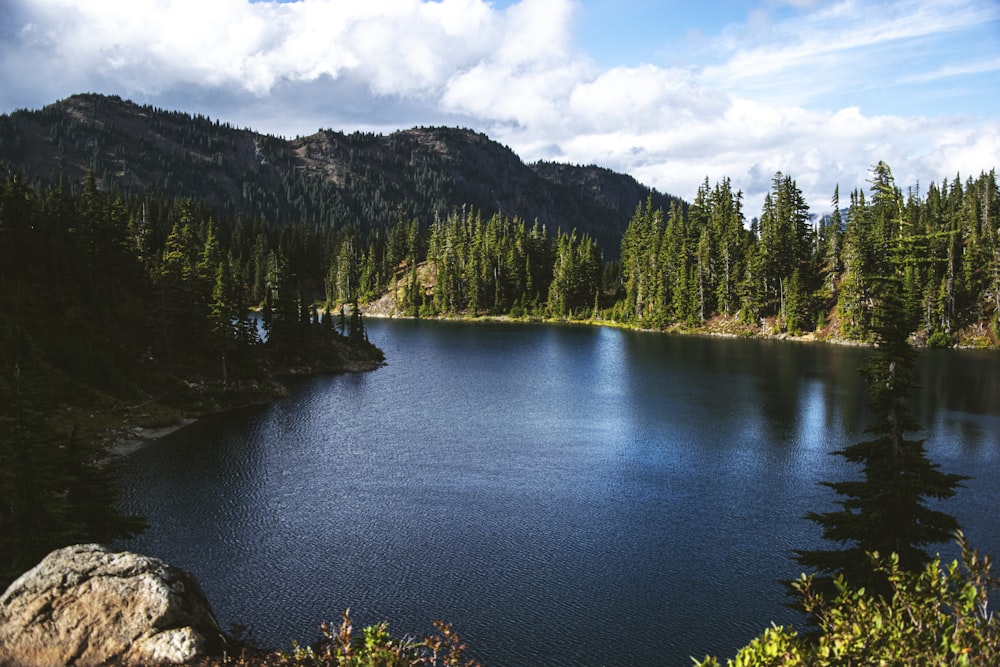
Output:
621,197,665,323
548,230,601,318
783,269,809,334
757,173,812,329
710,178,747,316
348,297,366,342
664,199,696,324
796,163,968,595
836,189,875,339
738,217,765,325
264,251,301,355
156,203,216,357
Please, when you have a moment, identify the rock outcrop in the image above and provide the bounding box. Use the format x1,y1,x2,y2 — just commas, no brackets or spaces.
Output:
0,544,226,666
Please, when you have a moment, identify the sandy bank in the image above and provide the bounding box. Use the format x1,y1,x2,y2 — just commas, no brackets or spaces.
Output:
103,419,197,461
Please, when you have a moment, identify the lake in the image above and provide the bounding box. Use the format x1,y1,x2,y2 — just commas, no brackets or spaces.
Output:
114,319,1000,666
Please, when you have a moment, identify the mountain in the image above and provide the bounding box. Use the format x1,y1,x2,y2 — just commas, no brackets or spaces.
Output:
0,93,682,256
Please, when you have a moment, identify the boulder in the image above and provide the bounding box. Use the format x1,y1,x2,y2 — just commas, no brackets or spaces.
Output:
0,544,227,666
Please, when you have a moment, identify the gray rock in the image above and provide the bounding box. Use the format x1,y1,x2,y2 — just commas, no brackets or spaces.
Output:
0,544,227,666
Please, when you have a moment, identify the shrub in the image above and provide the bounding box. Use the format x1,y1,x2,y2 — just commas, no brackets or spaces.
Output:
927,330,953,348
695,532,999,666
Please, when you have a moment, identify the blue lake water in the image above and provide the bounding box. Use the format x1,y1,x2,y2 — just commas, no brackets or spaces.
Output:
114,319,1000,665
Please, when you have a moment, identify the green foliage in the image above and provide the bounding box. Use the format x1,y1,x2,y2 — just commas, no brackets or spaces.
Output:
548,229,602,318
927,330,953,347
419,209,559,317
758,173,813,326
619,183,749,327
351,161,997,341
696,534,999,667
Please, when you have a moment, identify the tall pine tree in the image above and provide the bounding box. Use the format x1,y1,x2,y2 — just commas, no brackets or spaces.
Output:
795,163,967,595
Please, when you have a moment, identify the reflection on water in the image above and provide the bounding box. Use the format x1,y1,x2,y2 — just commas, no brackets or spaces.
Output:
115,320,1000,666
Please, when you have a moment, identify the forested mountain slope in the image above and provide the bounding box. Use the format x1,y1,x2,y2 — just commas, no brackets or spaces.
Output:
0,93,679,256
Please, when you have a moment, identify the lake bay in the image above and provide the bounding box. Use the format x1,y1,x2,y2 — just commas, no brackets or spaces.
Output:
114,319,1000,666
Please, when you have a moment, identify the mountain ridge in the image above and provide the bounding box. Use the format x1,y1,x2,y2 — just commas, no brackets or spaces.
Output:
0,93,683,256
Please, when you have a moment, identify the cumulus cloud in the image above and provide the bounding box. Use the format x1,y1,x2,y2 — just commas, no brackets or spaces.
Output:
0,0,997,218
4,0,499,97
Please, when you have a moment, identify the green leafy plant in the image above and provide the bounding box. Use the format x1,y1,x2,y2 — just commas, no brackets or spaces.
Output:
927,330,953,348
696,532,998,666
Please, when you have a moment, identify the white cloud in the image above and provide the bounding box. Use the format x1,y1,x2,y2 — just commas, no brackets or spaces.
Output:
0,0,997,219
700,0,1000,107
5,0,503,97
898,57,1000,85
566,65,728,133
440,0,585,130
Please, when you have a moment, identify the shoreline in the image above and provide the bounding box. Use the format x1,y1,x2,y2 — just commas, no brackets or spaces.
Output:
101,357,385,464
97,312,990,465
100,359,385,465
363,310,997,350
103,419,197,461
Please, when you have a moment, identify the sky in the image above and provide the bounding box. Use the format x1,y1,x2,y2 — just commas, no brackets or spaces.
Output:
1,0,998,216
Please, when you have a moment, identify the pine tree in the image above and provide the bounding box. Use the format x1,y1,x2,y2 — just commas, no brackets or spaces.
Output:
338,305,348,336
796,163,968,595
819,185,844,302
620,197,664,324
836,189,875,339
664,199,695,324
711,178,746,316
264,251,301,355
157,214,198,355
757,173,812,329
348,297,366,342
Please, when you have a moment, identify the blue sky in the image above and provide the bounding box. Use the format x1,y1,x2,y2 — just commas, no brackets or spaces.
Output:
1,0,997,215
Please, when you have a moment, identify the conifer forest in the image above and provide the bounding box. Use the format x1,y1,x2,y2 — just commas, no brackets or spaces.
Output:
360,164,1000,349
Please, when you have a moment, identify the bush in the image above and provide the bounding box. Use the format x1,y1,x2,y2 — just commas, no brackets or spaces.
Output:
695,532,999,666
927,330,953,348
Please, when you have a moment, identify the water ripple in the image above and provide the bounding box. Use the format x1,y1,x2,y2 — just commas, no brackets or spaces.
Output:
115,320,1000,666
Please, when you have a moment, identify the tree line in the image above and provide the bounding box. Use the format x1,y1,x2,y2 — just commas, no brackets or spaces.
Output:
377,208,603,319
330,162,999,346
616,164,999,343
